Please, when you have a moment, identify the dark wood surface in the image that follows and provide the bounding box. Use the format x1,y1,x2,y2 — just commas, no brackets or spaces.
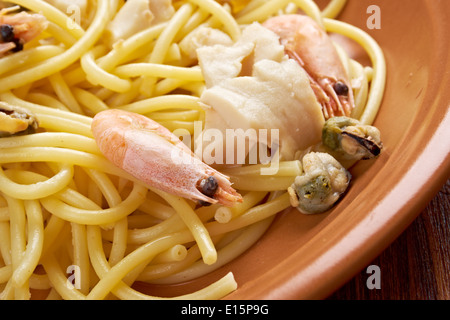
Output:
328,179,450,300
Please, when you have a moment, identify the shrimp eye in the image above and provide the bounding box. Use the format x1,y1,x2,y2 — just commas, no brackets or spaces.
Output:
198,176,219,207
0,24,15,43
333,81,349,96
200,176,219,197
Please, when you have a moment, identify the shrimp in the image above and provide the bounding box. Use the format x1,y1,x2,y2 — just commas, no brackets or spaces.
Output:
263,14,355,120
0,6,48,55
91,109,243,207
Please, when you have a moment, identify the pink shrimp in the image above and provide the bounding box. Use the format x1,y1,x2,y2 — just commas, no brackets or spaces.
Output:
0,7,48,55
263,14,355,119
91,109,243,207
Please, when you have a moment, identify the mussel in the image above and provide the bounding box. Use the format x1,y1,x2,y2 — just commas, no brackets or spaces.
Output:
288,152,351,214
0,101,39,137
322,116,383,161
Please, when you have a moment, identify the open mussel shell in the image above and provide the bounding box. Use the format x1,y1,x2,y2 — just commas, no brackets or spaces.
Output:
0,101,39,137
322,116,383,161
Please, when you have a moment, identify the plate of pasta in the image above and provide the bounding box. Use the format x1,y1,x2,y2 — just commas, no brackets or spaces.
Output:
0,0,449,300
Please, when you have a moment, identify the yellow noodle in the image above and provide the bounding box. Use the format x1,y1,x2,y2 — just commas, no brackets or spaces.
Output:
0,92,92,126
0,222,12,265
117,94,204,114
141,3,195,95
86,225,237,300
150,110,201,122
350,60,370,120
236,0,323,26
98,23,167,71
159,120,195,135
40,253,87,300
151,216,274,285
221,160,302,177
321,0,347,19
85,168,129,266
72,87,109,115
0,46,64,76
45,22,78,47
230,175,295,191
173,6,211,43
26,92,71,111
0,165,74,200
41,215,67,258
0,147,131,179
152,189,217,265
138,198,176,221
0,265,11,284
188,0,241,41
41,182,147,226
153,78,195,97
81,45,132,93
4,195,28,299
0,208,9,222
0,133,100,155
215,191,267,223
324,18,386,125
11,200,44,288
152,244,188,264
137,245,202,281
115,63,204,82
207,192,292,237
48,72,83,114
70,223,90,295
35,114,93,137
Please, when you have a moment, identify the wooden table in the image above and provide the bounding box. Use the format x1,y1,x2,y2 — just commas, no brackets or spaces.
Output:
328,179,450,300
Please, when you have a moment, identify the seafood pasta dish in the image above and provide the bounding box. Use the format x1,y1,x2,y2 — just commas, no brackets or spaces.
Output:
0,0,386,300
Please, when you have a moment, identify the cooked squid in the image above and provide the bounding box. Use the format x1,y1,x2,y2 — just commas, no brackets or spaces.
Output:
196,22,325,162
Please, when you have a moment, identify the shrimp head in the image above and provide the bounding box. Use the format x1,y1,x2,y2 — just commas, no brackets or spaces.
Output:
0,7,48,55
263,14,355,120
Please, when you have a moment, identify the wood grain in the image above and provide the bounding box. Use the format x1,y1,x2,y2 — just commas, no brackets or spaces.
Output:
328,179,450,300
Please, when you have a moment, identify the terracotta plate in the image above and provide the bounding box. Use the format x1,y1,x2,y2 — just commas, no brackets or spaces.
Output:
138,0,450,299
